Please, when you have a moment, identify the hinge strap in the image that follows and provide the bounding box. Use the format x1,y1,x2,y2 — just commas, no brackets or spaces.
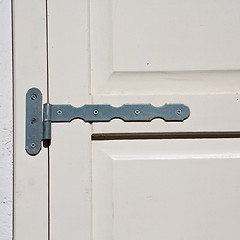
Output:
26,88,191,156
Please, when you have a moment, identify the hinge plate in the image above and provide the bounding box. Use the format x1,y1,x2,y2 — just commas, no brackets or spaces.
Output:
26,88,43,155
26,88,190,155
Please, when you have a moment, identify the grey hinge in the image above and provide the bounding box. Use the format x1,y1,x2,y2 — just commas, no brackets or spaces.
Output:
26,88,190,156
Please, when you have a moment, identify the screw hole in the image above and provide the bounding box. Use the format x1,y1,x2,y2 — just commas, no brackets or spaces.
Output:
31,143,36,148
31,94,37,100
93,110,99,115
176,109,182,115
135,109,140,115
31,118,36,124
57,110,62,115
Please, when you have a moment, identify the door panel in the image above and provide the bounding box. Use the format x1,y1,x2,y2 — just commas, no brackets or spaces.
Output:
93,139,240,240
91,0,240,94
90,0,240,133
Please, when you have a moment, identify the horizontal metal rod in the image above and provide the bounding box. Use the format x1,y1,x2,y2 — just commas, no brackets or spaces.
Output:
92,132,240,141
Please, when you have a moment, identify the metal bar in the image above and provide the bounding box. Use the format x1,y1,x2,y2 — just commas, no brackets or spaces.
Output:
26,88,43,155
51,104,190,122
92,132,240,141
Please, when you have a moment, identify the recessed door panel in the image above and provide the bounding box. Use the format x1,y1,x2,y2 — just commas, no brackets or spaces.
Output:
93,139,240,240
91,0,240,91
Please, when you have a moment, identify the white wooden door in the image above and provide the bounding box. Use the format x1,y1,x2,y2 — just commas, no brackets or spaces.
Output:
15,0,240,239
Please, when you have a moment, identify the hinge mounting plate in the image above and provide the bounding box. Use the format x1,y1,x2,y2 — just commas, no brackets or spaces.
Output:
26,88,190,155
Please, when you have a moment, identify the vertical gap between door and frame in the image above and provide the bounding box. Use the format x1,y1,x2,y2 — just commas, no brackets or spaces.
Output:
11,0,14,239
87,0,93,239
45,0,50,240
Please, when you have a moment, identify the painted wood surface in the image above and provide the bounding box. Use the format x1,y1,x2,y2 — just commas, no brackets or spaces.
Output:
91,0,240,134
48,0,240,239
0,0,13,239
14,0,48,239
93,139,240,240
48,0,91,239
14,0,240,239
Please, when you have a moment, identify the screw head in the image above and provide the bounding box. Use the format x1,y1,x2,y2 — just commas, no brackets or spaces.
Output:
93,110,99,115
31,143,36,148
135,109,140,115
31,94,37,100
176,109,182,115
57,110,62,115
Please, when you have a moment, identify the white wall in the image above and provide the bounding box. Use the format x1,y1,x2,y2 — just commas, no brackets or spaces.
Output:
0,0,13,239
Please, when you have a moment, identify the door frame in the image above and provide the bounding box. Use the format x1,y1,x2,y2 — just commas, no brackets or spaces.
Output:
13,0,49,239
0,0,13,239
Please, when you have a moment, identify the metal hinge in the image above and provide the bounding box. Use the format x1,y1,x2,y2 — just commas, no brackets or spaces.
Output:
26,88,191,156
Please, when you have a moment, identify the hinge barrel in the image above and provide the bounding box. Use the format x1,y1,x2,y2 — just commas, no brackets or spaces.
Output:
43,103,52,140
